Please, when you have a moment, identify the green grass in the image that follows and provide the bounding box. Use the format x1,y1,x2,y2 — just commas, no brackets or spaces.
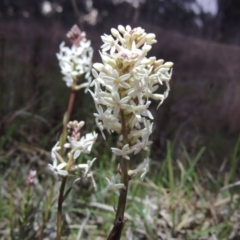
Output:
1,136,240,239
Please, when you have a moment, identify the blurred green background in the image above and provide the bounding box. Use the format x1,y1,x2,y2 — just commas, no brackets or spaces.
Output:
1,0,240,166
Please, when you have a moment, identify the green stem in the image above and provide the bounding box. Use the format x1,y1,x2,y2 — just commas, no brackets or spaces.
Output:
116,160,129,219
60,88,76,155
107,110,130,240
9,171,14,240
56,176,67,240
55,154,74,240
55,78,77,239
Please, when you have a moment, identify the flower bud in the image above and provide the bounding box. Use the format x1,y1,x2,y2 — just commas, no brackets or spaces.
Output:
164,62,174,68
141,58,151,65
150,93,164,100
128,170,136,179
27,170,37,185
142,44,152,53
101,54,116,67
78,121,85,128
146,33,156,41
93,63,105,72
124,33,131,41
111,28,119,37
118,25,125,33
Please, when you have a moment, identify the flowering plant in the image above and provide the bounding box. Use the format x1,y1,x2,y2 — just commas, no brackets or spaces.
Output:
48,25,97,240
90,25,173,239
48,120,97,240
57,25,93,91
56,25,94,157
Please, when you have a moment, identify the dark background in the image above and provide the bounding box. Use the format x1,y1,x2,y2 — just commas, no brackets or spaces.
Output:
1,0,240,169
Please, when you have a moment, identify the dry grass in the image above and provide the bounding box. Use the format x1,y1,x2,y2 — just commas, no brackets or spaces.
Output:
1,142,240,239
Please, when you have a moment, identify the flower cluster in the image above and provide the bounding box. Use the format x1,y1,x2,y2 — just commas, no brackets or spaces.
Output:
48,121,97,184
90,25,173,160
56,25,93,90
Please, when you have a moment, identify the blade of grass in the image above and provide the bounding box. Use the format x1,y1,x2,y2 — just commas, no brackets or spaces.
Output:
167,141,174,191
188,222,227,239
182,145,205,187
227,135,240,185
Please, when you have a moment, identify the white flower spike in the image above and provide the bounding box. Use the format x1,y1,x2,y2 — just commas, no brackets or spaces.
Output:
91,25,173,160
57,25,93,90
48,120,97,187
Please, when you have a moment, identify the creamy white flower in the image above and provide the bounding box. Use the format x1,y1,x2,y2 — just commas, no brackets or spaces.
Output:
127,100,153,120
64,131,98,159
103,70,131,91
132,139,152,155
105,176,125,191
142,119,153,141
94,105,118,130
139,158,149,181
71,158,97,176
84,158,96,176
111,144,135,160
51,141,61,160
84,132,98,152
48,158,68,178
128,158,149,180
91,68,106,87
101,34,119,55
103,92,130,117
95,118,106,140
127,78,145,103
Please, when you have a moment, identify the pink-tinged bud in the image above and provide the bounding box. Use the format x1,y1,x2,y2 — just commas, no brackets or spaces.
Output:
67,120,85,141
66,25,86,46
27,170,37,185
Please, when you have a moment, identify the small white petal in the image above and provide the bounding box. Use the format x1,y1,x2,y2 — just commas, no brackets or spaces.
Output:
74,149,81,160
